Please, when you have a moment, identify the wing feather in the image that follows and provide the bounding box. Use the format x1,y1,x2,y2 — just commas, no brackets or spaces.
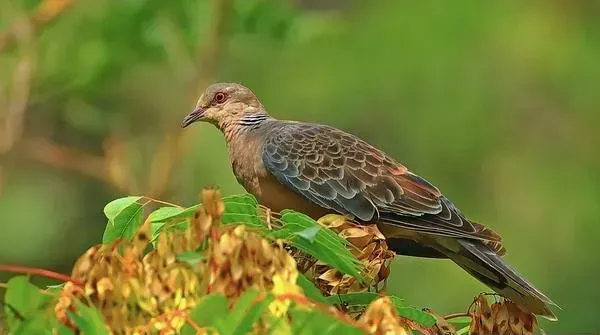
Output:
262,122,500,242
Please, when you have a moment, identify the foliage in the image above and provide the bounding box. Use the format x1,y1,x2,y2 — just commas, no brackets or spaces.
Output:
0,188,541,334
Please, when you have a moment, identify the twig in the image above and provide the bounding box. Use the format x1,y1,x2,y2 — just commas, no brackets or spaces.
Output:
0,48,35,154
183,315,204,334
19,136,139,193
0,264,83,287
9,0,231,198
444,312,472,321
142,196,185,209
0,1,36,156
21,137,109,183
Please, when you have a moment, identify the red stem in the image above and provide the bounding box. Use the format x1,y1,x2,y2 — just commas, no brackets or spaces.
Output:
0,264,83,287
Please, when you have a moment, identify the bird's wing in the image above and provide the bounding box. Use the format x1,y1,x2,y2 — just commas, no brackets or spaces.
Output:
262,122,501,242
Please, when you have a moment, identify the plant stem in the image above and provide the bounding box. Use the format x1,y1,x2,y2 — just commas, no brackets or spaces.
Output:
0,264,83,287
444,312,472,320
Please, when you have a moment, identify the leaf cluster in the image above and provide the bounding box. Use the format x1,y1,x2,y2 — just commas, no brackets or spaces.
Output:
0,189,538,335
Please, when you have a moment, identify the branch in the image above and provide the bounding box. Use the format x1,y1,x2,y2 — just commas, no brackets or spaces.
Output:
1,0,72,192
21,137,109,183
0,264,83,287
0,29,35,154
12,0,231,197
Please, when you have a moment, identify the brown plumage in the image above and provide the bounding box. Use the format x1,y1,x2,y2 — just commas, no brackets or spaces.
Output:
181,82,557,320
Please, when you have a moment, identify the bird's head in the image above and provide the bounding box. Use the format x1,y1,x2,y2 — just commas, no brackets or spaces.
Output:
181,82,265,128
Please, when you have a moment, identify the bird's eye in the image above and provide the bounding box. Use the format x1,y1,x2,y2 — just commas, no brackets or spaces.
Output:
213,92,228,104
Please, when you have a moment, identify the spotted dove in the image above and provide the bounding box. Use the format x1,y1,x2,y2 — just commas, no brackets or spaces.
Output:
181,82,556,320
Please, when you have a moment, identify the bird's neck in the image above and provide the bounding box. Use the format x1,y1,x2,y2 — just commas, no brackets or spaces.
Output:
221,115,274,188
219,112,272,143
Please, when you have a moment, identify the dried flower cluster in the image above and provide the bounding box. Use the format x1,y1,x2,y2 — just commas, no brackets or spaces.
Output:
44,188,540,335
207,225,296,297
357,297,412,335
52,189,304,334
56,217,204,334
290,213,395,296
206,225,300,314
468,295,538,335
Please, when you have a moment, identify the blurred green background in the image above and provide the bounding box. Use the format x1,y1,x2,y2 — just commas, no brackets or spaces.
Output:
1,0,599,332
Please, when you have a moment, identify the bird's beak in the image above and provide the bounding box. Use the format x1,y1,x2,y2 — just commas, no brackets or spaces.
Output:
181,107,205,128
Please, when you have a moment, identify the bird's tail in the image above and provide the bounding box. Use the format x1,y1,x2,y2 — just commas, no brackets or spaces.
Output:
439,238,558,320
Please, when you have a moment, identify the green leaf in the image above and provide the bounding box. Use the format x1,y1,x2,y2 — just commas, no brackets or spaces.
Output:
184,289,273,335
150,221,166,243
67,301,109,335
148,206,184,222
149,206,187,243
288,308,365,335
4,276,50,318
151,219,190,245
102,196,144,244
175,204,201,219
324,292,434,327
326,292,378,306
456,324,471,335
149,205,199,225
181,294,229,335
232,295,273,335
225,289,273,335
221,194,264,228
8,317,52,335
176,251,206,265
277,211,364,281
222,193,258,207
447,316,472,325
325,292,405,309
221,289,259,335
397,307,436,327
295,225,321,243
56,324,77,335
148,194,261,233
103,196,142,221
297,274,328,305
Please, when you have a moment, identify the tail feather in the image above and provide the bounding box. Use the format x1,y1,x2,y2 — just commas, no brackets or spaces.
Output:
442,239,557,320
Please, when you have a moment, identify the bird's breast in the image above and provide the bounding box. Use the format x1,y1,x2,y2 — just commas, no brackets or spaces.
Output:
227,131,329,218
252,174,330,218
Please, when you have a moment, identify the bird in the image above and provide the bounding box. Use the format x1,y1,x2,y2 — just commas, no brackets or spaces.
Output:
181,82,557,320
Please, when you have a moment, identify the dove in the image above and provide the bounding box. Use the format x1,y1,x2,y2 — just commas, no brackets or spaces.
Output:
181,82,557,320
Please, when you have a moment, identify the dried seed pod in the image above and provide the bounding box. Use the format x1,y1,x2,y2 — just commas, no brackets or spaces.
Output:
491,300,510,335
296,214,394,297
54,190,221,334
505,301,537,335
410,308,457,335
358,296,413,335
468,295,538,335
468,295,494,335
206,225,299,301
